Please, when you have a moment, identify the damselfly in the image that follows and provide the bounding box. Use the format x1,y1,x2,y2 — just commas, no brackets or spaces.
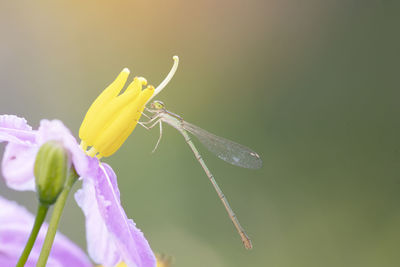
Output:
140,100,262,249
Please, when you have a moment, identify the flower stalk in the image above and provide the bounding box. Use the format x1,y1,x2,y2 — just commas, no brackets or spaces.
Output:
15,204,49,267
36,167,79,267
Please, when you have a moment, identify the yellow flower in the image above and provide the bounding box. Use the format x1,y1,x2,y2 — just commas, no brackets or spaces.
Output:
79,56,179,158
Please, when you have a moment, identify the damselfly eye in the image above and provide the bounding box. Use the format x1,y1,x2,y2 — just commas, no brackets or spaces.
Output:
151,100,165,110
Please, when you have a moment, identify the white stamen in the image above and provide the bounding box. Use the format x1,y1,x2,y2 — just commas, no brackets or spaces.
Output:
147,55,179,103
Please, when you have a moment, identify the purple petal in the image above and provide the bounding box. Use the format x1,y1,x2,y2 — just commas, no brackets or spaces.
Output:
0,196,92,267
0,118,91,192
0,115,36,144
0,115,32,131
36,120,89,177
75,172,121,266
75,161,156,267
1,143,37,191
0,115,37,190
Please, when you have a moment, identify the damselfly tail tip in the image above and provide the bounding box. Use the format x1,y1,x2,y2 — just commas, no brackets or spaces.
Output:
243,238,253,250
240,231,253,249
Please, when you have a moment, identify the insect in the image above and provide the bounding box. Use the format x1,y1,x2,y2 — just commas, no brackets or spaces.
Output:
140,100,262,249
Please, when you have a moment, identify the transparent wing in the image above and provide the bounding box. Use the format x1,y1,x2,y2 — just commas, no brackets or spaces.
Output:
182,121,262,169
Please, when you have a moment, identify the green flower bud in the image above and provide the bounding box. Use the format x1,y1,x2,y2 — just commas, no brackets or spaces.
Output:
34,141,69,205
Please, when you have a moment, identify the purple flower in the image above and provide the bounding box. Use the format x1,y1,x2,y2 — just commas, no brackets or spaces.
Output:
0,195,92,267
0,115,156,267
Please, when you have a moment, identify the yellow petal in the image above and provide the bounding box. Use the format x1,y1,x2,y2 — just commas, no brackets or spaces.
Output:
93,86,154,156
125,76,147,93
79,68,130,142
82,88,141,145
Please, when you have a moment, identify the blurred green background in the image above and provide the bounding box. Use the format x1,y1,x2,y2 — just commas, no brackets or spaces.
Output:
0,1,399,266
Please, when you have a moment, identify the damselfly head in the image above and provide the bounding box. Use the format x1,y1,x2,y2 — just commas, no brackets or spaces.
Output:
151,100,165,110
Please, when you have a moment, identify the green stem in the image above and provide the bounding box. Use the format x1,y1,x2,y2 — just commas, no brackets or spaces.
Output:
36,169,78,267
16,204,49,267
